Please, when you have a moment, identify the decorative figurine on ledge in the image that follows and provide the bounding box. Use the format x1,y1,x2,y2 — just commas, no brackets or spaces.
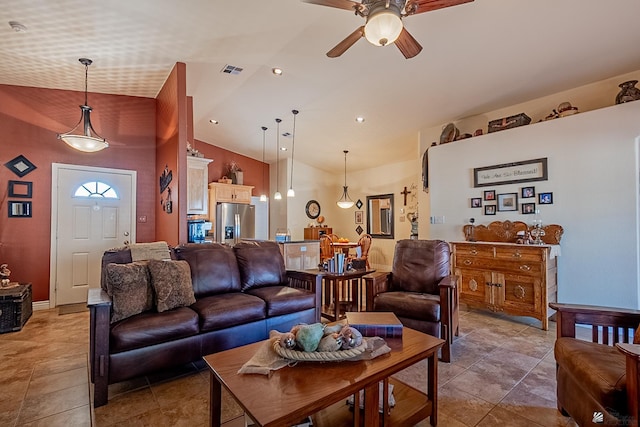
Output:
0,263,11,287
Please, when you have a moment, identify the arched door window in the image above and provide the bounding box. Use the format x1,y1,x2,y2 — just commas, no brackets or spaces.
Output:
74,181,119,199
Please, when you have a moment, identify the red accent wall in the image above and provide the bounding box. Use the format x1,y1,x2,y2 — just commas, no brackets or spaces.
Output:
193,140,270,196
155,63,188,246
0,84,156,302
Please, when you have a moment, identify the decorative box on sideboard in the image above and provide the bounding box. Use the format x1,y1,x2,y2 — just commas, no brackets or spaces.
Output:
0,283,33,333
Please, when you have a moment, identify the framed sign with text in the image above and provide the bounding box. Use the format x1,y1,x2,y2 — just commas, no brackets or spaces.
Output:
474,158,548,187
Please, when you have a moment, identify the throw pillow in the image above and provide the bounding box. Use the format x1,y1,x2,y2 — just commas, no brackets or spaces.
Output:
147,259,196,312
105,261,154,323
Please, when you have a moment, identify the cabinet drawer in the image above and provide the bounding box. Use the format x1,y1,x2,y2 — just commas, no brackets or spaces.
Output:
453,244,494,258
495,246,543,262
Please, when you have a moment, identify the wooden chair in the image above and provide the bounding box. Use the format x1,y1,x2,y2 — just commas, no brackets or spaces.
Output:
550,302,640,426
349,234,372,269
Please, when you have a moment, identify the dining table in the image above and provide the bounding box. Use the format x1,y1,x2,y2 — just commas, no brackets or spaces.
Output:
331,241,360,255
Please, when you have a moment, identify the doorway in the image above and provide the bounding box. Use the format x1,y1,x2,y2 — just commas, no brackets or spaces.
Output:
50,164,136,307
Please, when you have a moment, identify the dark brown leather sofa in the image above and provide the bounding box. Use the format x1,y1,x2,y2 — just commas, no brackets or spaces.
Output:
88,241,321,407
364,239,459,362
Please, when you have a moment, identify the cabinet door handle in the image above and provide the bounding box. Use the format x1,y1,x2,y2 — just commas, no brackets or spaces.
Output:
470,249,478,255
486,282,493,287
494,283,502,288
463,259,472,266
519,265,531,271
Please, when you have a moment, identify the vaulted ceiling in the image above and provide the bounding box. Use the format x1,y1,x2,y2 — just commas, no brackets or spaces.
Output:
2,0,640,173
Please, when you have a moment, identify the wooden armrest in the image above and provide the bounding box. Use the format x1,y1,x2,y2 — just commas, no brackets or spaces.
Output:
286,270,322,292
363,271,391,311
438,275,458,289
616,343,640,427
87,288,112,307
550,302,640,341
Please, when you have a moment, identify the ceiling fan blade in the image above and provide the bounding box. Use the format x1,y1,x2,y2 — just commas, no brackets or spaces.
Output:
405,0,473,15
395,27,423,59
327,26,364,58
302,0,362,12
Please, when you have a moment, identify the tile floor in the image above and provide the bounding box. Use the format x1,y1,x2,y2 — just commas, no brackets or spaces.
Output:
0,305,579,426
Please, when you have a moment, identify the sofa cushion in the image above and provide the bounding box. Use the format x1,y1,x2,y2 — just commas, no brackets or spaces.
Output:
191,293,266,332
374,291,441,322
392,240,450,294
174,243,242,298
110,307,200,353
246,285,316,317
147,259,196,312
105,261,154,323
233,241,287,291
555,337,626,415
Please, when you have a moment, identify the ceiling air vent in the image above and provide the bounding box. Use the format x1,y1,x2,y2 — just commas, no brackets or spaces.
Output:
221,65,243,75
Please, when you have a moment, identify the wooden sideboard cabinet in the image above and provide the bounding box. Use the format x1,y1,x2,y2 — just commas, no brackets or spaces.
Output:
451,241,559,330
304,227,332,240
278,241,320,270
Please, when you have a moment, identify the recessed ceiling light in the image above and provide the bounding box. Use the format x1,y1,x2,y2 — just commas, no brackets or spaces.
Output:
272,67,283,76
355,116,365,123
9,21,27,32
209,119,219,124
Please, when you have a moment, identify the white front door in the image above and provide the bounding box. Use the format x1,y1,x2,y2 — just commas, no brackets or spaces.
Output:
51,164,136,306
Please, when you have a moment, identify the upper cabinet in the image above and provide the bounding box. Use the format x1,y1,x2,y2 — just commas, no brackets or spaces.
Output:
208,182,254,205
187,157,213,215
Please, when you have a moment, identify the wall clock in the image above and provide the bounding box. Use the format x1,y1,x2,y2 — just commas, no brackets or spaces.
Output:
305,200,321,219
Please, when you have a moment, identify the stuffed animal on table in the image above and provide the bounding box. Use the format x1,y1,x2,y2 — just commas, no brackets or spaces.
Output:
339,325,363,350
277,323,362,352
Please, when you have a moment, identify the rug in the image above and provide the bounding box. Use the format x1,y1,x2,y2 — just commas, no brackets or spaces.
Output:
58,303,89,315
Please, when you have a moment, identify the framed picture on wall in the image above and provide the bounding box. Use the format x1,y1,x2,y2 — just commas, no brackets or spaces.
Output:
539,192,553,204
483,190,495,201
355,210,363,224
471,198,482,208
521,186,535,198
522,203,536,214
497,193,518,211
484,205,496,215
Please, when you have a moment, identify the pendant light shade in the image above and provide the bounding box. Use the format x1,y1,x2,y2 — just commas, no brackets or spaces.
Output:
337,150,354,209
260,126,268,202
287,109,298,198
274,118,282,200
57,58,109,152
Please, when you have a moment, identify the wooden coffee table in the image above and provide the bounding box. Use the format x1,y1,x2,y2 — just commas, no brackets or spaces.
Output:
204,327,444,427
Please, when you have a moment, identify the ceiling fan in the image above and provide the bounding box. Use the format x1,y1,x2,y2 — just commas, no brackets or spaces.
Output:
302,0,474,59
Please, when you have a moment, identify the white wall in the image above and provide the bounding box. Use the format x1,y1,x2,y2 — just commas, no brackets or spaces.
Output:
428,100,640,309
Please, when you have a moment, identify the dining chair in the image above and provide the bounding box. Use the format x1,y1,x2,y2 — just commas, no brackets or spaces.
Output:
354,233,372,269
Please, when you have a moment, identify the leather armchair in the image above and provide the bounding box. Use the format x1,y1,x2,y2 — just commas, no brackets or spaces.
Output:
365,239,459,362
550,302,640,427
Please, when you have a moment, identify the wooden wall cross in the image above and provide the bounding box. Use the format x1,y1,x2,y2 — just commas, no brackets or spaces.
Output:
401,186,411,206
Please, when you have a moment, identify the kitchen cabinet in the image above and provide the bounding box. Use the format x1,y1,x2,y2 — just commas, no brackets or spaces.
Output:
208,182,253,204
451,241,559,330
278,241,320,270
304,227,332,240
186,157,213,215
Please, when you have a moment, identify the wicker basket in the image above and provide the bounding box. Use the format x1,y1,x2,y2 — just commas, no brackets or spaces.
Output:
272,339,367,362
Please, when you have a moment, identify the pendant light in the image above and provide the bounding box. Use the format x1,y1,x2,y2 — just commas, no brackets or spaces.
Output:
287,109,298,198
274,118,282,200
337,150,354,209
259,126,268,202
57,58,109,152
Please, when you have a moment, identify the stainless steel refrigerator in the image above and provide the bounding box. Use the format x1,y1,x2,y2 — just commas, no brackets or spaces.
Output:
216,203,255,245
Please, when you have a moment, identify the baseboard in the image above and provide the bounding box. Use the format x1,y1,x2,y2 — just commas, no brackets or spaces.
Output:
32,300,51,311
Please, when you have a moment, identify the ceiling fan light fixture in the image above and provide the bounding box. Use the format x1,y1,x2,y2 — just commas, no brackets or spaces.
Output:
57,58,109,153
364,5,403,47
